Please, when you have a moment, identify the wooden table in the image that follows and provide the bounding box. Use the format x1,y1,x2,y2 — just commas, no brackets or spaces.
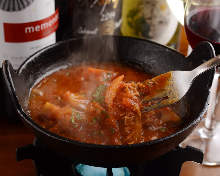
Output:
0,118,35,176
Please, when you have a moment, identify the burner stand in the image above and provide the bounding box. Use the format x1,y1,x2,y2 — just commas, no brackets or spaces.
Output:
16,138,203,176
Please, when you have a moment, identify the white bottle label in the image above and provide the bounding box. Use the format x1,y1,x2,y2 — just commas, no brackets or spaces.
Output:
142,0,178,45
0,0,58,69
121,0,178,45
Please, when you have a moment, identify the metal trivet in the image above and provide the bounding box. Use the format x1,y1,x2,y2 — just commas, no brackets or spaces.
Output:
16,138,203,176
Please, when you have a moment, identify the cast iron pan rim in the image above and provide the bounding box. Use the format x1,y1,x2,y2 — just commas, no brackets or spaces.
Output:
17,35,185,74
6,36,208,149
17,38,79,75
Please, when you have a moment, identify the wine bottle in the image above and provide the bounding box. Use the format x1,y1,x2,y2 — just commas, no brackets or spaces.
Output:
120,0,180,48
0,0,59,69
58,0,121,38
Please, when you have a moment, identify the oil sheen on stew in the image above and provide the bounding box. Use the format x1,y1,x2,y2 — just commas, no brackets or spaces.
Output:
29,63,181,145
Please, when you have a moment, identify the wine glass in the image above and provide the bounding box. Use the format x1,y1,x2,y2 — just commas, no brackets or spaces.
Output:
185,0,220,53
183,0,220,165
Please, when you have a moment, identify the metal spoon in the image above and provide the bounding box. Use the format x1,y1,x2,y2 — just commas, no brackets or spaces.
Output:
142,55,220,112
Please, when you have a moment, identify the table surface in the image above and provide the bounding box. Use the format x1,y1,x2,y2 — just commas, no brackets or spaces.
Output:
0,28,192,176
0,118,35,176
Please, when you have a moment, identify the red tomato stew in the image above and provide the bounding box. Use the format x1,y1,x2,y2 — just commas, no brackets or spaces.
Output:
28,63,181,145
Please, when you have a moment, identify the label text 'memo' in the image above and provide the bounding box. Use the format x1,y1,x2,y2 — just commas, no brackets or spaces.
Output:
25,13,58,34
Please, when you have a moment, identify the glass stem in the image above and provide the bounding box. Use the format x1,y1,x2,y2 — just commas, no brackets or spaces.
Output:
205,71,219,131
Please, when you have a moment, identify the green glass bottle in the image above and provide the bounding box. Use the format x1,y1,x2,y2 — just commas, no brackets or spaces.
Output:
121,0,182,49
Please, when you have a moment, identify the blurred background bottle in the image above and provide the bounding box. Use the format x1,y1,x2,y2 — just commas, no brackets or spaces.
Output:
120,0,185,49
56,0,185,50
0,0,59,69
58,0,122,39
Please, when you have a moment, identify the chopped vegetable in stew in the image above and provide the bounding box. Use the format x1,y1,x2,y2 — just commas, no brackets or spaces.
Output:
28,63,181,145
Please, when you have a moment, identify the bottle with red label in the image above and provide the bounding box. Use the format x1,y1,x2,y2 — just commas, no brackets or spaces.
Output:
0,0,59,69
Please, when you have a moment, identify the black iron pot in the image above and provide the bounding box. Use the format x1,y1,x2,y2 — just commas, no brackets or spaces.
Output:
2,36,215,167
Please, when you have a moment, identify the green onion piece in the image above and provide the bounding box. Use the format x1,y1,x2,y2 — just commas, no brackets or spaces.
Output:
92,84,107,104
65,72,70,76
111,128,115,134
71,117,75,124
71,108,81,126
76,112,81,120
92,117,98,124
71,108,75,124
159,127,167,132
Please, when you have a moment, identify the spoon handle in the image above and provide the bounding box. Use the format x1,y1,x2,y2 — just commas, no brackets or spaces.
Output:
193,55,220,76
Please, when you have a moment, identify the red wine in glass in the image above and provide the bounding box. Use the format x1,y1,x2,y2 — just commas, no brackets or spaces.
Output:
185,7,220,54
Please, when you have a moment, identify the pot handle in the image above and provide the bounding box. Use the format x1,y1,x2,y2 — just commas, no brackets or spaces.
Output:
1,60,22,122
0,61,5,116
187,41,216,69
